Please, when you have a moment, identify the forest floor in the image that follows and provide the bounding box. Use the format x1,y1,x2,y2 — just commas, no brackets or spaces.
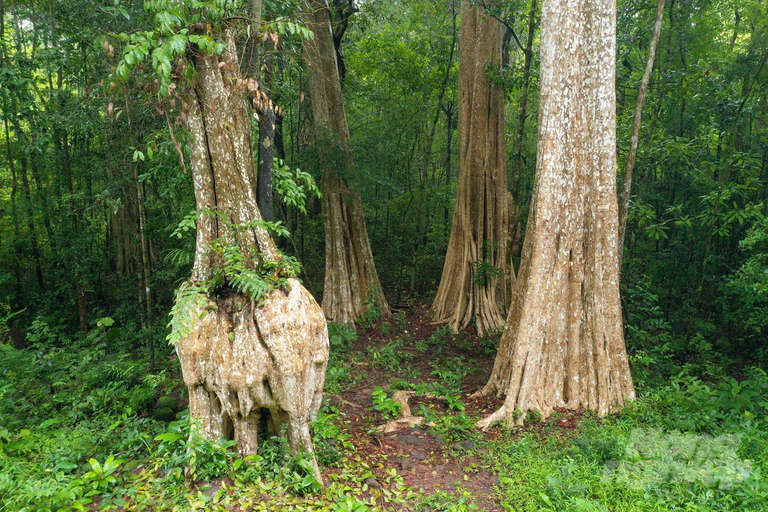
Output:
2,302,768,511
322,303,584,511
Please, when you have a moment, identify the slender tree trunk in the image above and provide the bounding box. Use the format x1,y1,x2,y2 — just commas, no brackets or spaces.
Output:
411,5,457,296
29,150,56,251
430,1,511,336
250,0,276,222
442,103,455,233
12,121,45,292
275,111,286,160
510,0,537,258
135,166,154,372
4,118,24,303
303,0,390,323
426,5,457,174
61,129,89,334
257,65,276,222
618,0,665,263
330,0,357,86
49,45,89,333
258,108,276,222
478,0,634,427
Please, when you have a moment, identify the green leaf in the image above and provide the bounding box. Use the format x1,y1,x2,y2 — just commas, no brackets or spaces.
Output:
155,432,184,443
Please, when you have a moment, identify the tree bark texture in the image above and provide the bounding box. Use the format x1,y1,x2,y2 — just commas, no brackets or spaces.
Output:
618,0,665,264
303,0,390,324
176,31,328,480
478,0,635,427
430,1,511,336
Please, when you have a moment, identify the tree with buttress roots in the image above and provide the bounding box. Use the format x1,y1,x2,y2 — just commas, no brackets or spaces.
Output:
476,0,635,428
302,0,391,325
430,0,514,337
112,0,328,480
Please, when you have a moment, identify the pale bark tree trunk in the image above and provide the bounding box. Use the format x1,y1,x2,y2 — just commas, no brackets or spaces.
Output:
442,102,456,233
430,1,511,336
618,0,665,263
303,0,390,324
477,0,635,428
174,31,328,481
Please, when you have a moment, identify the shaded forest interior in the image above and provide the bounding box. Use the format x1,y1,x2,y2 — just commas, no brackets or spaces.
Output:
1,0,768,511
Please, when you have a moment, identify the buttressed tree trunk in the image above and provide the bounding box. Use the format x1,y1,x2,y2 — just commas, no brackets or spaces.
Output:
430,1,512,336
303,0,390,324
174,31,328,480
477,0,635,428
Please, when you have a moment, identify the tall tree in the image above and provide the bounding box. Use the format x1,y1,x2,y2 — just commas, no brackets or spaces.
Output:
114,1,329,478
302,0,390,324
430,0,511,336
477,0,635,427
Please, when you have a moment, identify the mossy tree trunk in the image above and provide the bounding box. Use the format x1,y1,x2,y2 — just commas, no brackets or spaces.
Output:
477,0,635,428
303,0,390,324
430,1,513,336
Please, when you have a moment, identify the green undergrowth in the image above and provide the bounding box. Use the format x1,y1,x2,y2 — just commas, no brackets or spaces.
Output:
489,369,768,511
0,327,426,511
3,321,768,511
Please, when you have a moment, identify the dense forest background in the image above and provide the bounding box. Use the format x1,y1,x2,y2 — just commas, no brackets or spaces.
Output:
2,0,766,378
0,1,768,372
1,0,768,510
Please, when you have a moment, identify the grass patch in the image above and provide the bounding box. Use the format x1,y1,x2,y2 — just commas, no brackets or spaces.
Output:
486,371,768,511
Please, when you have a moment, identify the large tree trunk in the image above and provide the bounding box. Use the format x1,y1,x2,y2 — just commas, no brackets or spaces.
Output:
477,0,635,428
174,32,328,481
430,1,512,336
303,0,390,324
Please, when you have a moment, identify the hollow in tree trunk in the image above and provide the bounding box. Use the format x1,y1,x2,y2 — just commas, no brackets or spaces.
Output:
430,1,513,336
477,0,635,428
303,0,390,324
173,32,328,481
